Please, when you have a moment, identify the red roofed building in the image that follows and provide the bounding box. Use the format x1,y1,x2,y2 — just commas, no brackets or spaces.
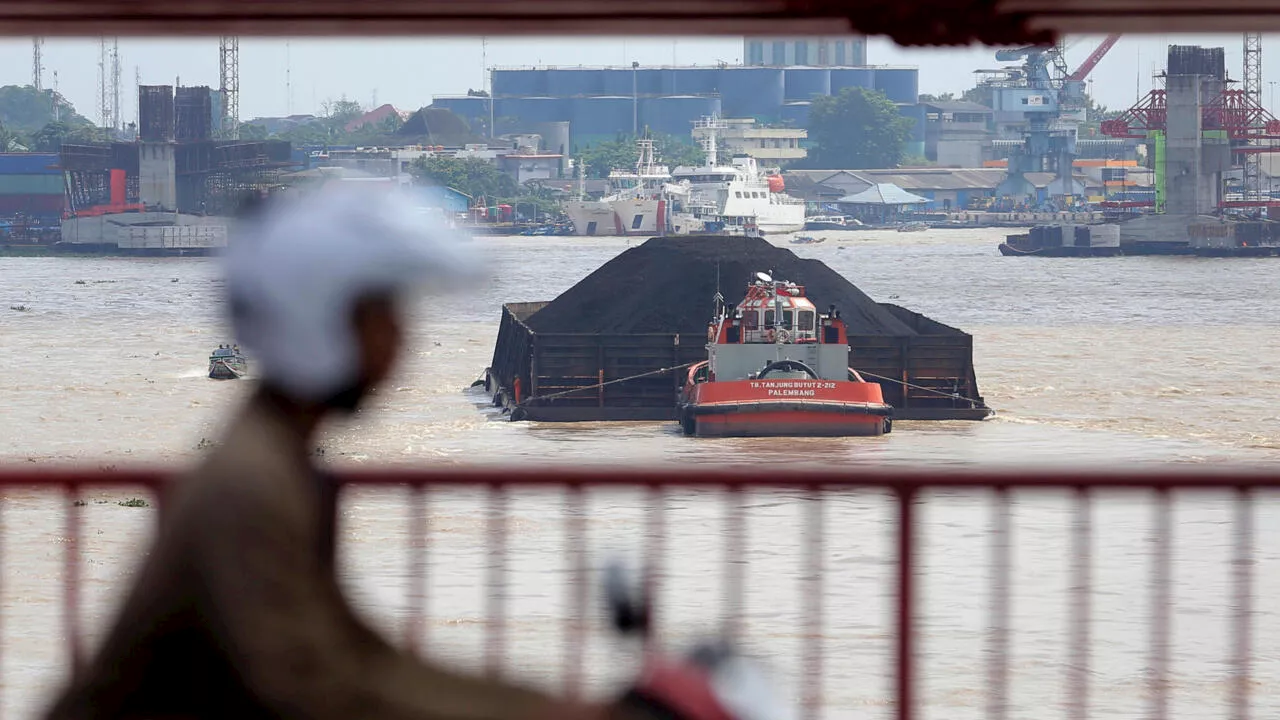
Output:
344,104,404,133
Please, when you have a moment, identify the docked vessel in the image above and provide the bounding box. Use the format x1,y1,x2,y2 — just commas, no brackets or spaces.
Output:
668,117,806,236
565,138,672,237
804,215,861,231
208,345,247,380
678,272,893,437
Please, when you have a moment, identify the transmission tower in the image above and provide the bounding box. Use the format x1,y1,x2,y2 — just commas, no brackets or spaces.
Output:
98,38,110,128
219,36,240,139
32,38,42,90
1243,32,1263,205
111,39,122,132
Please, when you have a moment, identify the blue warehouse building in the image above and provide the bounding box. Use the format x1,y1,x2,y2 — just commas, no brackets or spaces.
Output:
433,61,924,157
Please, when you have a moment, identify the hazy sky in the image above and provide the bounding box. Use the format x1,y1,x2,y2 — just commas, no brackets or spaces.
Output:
0,33,1273,123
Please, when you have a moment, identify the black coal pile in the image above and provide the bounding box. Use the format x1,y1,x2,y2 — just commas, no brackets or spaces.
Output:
525,236,917,336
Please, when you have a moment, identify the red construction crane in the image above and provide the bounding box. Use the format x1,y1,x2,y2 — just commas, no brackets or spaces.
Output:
1067,34,1121,82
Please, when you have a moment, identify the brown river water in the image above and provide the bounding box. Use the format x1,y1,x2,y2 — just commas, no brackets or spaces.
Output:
2,228,1280,718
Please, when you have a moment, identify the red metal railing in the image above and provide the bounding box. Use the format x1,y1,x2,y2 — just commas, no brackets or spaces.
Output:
0,468,1274,720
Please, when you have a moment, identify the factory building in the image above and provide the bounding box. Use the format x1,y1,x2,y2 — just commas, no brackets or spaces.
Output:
432,53,923,158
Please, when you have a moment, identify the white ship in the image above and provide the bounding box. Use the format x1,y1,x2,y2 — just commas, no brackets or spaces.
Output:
668,117,806,237
565,138,672,237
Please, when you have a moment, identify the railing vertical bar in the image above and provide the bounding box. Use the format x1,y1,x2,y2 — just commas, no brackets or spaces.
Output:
801,485,825,720
987,487,1011,720
485,483,508,678
896,485,916,720
724,485,745,640
1068,489,1092,720
404,483,428,653
1150,488,1171,720
1231,487,1253,720
563,484,587,700
63,485,84,678
645,484,666,657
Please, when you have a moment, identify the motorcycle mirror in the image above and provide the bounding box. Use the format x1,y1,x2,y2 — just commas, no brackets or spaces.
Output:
603,559,651,638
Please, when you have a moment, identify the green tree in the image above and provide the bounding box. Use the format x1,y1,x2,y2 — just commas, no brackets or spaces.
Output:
961,85,994,109
918,92,956,103
804,87,914,169
0,85,91,133
409,155,517,200
238,122,269,140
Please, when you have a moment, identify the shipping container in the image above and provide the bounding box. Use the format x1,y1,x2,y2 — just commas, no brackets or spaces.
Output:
0,153,60,175
0,194,66,215
0,175,65,195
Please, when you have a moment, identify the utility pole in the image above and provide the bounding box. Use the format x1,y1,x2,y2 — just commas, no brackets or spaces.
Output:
1243,32,1263,205
219,36,240,139
32,37,42,91
483,37,493,138
632,61,639,135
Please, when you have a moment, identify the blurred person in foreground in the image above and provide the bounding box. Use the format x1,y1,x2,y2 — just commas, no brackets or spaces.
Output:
43,185,638,720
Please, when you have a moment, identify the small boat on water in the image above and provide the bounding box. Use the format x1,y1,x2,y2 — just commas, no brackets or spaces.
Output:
208,345,247,380
897,221,929,233
790,235,825,245
678,272,893,437
804,215,861,231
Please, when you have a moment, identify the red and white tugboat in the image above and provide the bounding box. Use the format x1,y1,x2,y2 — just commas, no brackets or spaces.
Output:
679,272,893,437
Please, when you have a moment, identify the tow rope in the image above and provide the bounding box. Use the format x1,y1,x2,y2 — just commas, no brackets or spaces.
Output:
852,368,987,406
517,361,700,406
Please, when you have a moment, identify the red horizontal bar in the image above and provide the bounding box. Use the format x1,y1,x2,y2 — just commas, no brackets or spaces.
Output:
2,467,1278,490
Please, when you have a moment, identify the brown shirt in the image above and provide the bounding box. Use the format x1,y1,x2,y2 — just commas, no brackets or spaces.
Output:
43,400,594,720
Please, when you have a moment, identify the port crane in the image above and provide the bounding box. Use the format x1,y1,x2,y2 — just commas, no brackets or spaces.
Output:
987,34,1122,202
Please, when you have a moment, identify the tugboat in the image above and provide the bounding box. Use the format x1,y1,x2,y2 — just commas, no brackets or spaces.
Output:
678,272,893,437
208,344,247,380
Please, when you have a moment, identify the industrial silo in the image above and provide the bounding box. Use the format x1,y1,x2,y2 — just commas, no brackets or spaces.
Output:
639,96,722,137
495,97,572,127
830,68,875,95
535,121,572,157
601,69,634,96
491,69,547,97
873,68,920,104
668,68,722,96
784,68,831,101
546,69,604,97
570,96,637,146
430,97,490,124
635,69,664,96
718,67,785,121
781,101,811,128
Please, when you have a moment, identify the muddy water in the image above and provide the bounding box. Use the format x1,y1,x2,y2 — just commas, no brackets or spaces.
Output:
2,229,1278,718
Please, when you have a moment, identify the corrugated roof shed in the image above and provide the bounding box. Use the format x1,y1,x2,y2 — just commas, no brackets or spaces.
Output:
837,183,930,205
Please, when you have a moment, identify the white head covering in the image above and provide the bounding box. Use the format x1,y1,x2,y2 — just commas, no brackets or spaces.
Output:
224,183,482,402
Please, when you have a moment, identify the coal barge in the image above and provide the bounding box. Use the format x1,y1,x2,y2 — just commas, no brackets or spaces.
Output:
483,237,992,424
1001,218,1280,257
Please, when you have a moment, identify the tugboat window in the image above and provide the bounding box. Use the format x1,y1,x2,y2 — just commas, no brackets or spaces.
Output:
743,312,759,330
782,310,794,329
764,310,775,327
798,311,815,332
